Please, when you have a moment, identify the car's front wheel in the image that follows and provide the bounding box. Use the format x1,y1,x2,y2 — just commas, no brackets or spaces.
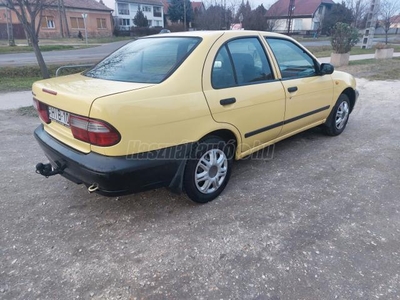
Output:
324,94,351,136
184,136,234,203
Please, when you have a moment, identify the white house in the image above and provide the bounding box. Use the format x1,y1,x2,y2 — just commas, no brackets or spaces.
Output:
266,0,334,33
115,0,164,29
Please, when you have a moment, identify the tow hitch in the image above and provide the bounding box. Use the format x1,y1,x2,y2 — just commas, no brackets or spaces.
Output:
36,162,65,177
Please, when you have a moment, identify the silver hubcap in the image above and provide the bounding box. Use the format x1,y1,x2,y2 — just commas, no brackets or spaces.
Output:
195,149,228,194
335,101,349,130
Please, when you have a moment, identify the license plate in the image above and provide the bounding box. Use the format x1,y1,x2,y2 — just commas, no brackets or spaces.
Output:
48,106,70,127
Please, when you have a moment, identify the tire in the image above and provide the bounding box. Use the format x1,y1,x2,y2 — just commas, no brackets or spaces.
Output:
183,136,234,203
323,94,351,136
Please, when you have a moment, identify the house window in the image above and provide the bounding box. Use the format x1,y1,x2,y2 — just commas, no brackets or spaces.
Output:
153,6,162,17
119,19,130,26
148,20,152,26
97,18,107,29
142,6,151,12
41,16,55,29
118,3,130,15
70,17,85,29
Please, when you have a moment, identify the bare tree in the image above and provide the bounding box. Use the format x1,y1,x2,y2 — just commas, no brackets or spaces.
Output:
346,0,369,28
2,0,55,78
379,0,400,44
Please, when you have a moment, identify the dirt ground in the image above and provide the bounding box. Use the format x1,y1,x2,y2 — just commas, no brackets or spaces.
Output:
0,78,399,299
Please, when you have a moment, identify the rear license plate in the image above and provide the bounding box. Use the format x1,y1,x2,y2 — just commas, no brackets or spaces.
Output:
49,106,70,127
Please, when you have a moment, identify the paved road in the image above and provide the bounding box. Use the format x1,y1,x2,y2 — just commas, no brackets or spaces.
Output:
1,78,399,299
0,40,130,66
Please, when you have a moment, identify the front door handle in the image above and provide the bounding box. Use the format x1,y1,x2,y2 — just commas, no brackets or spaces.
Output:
288,86,298,93
220,98,236,106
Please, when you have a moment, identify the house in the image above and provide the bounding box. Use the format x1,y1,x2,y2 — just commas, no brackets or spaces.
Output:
0,0,113,39
390,14,400,34
266,0,334,33
114,0,164,30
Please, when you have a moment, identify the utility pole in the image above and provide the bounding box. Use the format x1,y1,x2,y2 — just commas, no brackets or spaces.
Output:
82,13,88,45
61,0,70,37
361,0,380,49
287,0,295,34
5,8,15,46
183,0,187,31
58,0,64,37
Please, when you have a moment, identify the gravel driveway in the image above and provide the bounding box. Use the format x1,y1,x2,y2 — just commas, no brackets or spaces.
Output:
0,78,399,299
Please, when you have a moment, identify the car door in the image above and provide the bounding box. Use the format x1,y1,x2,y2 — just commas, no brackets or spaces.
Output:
265,37,334,137
202,36,286,154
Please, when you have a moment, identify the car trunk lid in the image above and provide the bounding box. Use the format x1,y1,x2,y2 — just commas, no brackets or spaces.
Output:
33,74,153,153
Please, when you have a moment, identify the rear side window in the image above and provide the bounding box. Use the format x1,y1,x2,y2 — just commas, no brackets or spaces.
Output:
212,37,274,89
266,38,317,79
85,37,200,83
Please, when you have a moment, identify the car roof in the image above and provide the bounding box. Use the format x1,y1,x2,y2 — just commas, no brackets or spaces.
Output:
145,30,291,42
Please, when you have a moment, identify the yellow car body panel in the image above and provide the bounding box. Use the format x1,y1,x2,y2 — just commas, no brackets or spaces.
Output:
32,74,154,153
201,31,286,153
33,31,357,161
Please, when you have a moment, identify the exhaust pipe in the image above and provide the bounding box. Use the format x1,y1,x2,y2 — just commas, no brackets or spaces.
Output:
36,163,64,178
88,183,99,193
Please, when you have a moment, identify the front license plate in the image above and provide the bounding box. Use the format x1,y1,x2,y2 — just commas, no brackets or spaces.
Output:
49,106,70,127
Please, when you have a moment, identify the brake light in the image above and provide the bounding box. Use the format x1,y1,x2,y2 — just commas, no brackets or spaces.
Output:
69,115,120,147
33,98,50,123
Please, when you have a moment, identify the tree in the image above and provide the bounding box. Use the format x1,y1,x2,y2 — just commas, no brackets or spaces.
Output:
345,0,369,28
234,0,251,26
379,0,400,44
194,5,232,30
2,0,54,78
168,0,193,29
245,4,269,31
321,2,354,35
331,22,359,53
133,9,149,27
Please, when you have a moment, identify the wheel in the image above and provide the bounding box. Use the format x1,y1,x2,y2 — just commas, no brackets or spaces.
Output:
183,136,234,203
323,94,351,136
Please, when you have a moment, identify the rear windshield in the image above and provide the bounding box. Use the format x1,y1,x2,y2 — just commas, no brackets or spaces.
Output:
84,37,201,83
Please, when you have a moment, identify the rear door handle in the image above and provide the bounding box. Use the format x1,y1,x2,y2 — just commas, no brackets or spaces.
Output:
220,98,236,106
288,86,298,93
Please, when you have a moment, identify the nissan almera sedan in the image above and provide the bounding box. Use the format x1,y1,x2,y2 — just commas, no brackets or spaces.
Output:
33,30,358,203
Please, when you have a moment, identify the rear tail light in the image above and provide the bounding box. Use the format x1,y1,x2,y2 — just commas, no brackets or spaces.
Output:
33,98,50,123
69,115,120,147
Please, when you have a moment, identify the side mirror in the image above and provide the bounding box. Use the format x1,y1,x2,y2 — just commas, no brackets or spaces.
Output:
319,63,334,75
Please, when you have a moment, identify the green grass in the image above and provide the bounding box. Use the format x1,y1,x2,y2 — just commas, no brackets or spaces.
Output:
338,57,400,80
1,77,38,92
0,44,94,54
87,36,133,44
307,44,400,58
0,64,93,92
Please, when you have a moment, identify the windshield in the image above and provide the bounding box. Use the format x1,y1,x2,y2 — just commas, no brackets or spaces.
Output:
84,37,201,83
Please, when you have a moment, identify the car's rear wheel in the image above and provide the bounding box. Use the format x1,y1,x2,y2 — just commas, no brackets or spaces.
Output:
184,136,234,203
323,94,351,136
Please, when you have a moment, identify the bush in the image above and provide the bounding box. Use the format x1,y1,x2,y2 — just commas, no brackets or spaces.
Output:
330,22,360,54
167,23,185,32
130,27,161,37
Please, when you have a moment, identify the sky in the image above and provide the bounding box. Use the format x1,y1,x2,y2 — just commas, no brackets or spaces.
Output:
100,0,276,11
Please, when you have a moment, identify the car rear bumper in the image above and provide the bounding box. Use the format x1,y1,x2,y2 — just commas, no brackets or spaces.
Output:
34,125,191,196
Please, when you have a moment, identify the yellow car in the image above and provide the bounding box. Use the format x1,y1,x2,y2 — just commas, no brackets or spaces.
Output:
33,30,358,203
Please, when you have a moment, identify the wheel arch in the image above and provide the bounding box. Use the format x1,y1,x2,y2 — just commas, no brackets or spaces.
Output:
200,129,239,158
341,88,357,113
